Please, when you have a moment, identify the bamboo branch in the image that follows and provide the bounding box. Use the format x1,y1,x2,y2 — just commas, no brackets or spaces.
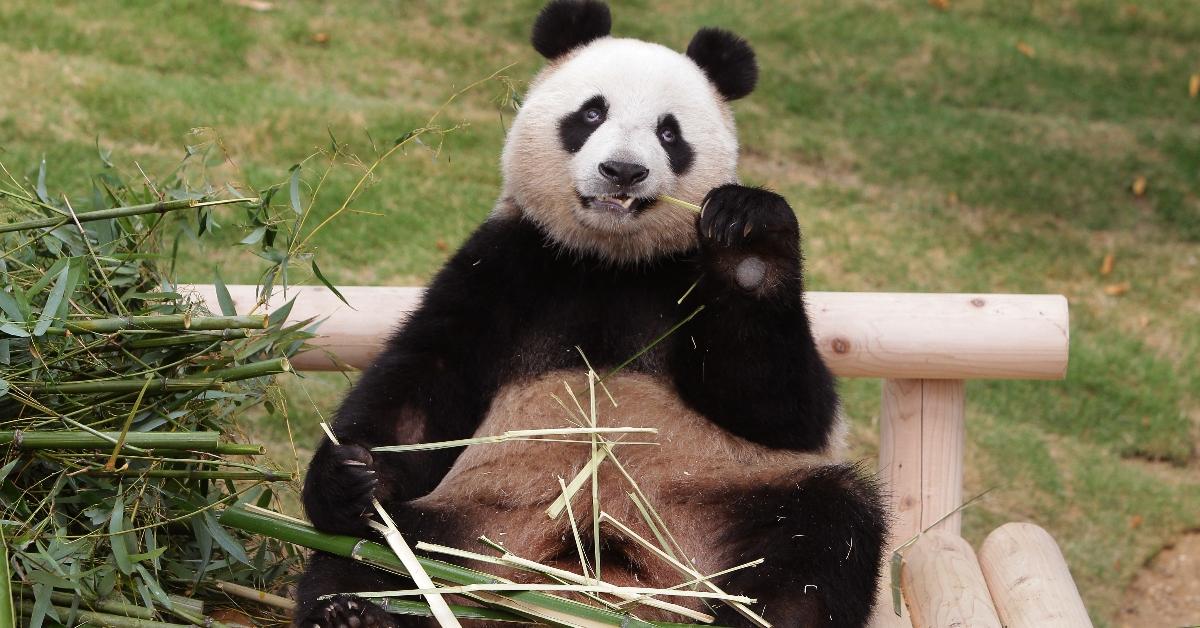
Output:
0,197,256,234
0,431,262,454
23,378,224,395
41,314,268,335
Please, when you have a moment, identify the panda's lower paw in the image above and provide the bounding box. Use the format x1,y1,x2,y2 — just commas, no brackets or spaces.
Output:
302,594,396,628
698,184,798,252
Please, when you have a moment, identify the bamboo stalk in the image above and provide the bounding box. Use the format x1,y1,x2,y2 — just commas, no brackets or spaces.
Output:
214,443,266,456
217,504,707,628
371,427,655,453
24,378,224,395
213,581,294,611
42,314,268,335
13,584,155,620
2,430,220,450
87,468,292,481
0,527,12,628
0,197,256,234
1,431,262,456
15,600,191,628
126,330,250,349
199,357,291,383
381,599,528,622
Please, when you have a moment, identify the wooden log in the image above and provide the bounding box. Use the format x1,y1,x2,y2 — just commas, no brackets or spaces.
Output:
183,285,1069,379
900,532,1001,628
978,523,1093,628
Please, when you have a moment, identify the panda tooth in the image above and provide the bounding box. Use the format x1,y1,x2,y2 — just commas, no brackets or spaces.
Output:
619,197,635,210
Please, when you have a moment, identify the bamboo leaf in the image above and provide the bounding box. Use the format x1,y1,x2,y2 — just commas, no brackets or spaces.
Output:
0,291,22,321
0,324,28,338
213,269,236,316
312,260,351,308
289,164,303,215
33,264,71,336
0,458,18,484
0,378,8,399
109,497,133,576
36,157,50,204
240,225,267,245
203,512,250,565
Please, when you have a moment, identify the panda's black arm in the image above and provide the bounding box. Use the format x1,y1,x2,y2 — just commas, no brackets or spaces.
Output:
301,221,517,536
668,184,839,452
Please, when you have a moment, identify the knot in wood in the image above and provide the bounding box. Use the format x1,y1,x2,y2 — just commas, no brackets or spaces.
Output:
831,337,851,354
970,297,986,308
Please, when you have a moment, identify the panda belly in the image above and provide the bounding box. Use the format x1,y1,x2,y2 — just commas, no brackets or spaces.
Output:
410,370,837,596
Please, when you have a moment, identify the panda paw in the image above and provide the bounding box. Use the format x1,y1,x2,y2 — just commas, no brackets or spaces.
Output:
698,184,799,293
306,443,380,534
301,594,397,628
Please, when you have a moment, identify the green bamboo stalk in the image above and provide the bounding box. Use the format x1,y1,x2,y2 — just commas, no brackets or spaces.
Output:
13,584,154,620
218,505,713,628
382,599,527,622
87,468,293,481
42,314,267,335
214,443,266,456
24,378,224,395
1,431,220,450
0,526,13,628
15,600,190,628
125,330,250,349
0,197,256,234
199,357,291,383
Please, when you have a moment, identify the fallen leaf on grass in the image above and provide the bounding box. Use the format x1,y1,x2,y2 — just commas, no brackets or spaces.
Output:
1100,252,1115,276
1016,41,1036,58
1189,74,1199,98
1104,282,1131,297
228,0,273,11
435,239,448,251
1131,176,1147,197
1130,514,1143,529
929,0,950,11
312,32,331,45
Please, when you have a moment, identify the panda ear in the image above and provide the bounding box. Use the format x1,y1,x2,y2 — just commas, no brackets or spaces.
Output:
686,27,758,101
531,0,612,60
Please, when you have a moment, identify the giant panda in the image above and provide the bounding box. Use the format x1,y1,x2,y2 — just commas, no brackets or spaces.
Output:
296,1,887,626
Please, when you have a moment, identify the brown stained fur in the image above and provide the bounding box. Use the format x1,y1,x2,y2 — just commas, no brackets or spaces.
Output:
409,369,843,619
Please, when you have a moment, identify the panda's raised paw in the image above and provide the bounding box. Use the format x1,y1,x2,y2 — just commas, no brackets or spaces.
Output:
329,444,379,516
698,184,798,251
302,594,397,628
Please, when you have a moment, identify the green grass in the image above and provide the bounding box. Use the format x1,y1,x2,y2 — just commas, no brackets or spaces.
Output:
1,1,1197,625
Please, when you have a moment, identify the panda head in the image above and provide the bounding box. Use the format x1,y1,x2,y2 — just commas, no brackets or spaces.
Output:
500,0,758,264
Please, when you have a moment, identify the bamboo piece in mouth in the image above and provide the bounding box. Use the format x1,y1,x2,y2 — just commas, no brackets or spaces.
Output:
658,194,702,212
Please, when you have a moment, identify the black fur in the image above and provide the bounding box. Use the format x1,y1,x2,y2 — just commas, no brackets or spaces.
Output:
298,186,883,625
558,95,608,153
657,113,694,175
714,465,888,627
531,0,612,59
686,27,759,100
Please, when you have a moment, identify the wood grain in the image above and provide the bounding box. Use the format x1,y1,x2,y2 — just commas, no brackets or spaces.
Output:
184,286,1069,379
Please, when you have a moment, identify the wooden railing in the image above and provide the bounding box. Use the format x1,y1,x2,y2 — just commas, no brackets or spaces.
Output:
189,285,1087,627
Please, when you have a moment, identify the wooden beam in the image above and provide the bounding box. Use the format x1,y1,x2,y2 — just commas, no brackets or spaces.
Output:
978,523,1093,628
901,532,1001,628
183,285,1069,380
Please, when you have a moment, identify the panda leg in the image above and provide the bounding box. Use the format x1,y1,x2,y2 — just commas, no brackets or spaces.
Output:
711,463,887,628
294,502,458,628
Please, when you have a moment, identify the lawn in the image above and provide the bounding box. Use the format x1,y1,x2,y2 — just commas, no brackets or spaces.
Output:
1,0,1197,625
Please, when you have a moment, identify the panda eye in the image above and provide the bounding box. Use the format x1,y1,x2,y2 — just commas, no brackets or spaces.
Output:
658,127,677,144
583,108,604,124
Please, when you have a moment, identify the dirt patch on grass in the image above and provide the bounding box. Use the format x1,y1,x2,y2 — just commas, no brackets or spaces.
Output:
1118,531,1200,628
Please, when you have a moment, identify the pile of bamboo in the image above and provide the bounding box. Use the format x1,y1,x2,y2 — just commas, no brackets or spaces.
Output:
0,156,311,627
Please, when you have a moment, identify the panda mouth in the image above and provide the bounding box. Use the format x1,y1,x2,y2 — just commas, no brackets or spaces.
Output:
580,193,651,215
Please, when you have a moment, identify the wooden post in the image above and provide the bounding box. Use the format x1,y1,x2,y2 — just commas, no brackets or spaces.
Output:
901,532,1001,628
871,378,966,627
978,523,1093,628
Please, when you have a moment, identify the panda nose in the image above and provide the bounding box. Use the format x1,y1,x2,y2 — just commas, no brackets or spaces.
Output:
598,161,649,187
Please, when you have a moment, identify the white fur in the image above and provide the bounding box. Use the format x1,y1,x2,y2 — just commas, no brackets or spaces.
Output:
500,37,741,263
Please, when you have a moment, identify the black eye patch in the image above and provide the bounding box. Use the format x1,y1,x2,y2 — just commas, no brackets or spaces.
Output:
558,95,608,153
658,114,694,175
